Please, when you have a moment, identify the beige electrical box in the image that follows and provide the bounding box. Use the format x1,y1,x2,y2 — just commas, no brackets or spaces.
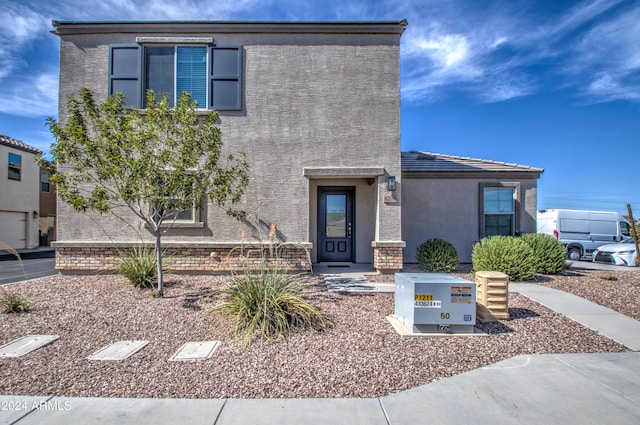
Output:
475,271,509,322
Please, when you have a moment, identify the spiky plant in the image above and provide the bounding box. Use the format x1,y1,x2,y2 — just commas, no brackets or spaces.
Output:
206,269,325,343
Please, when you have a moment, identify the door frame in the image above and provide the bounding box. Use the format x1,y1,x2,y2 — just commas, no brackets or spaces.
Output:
317,186,355,262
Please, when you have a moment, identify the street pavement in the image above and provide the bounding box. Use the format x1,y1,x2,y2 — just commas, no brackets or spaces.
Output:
0,248,57,285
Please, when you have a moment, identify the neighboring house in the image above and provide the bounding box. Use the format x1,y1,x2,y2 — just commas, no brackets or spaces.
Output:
51,20,543,274
52,20,407,273
401,151,543,263
0,134,41,250
39,166,57,246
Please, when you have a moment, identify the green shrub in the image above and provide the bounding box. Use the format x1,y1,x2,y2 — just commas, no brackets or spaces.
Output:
206,269,325,343
1,288,33,313
118,246,158,289
416,238,459,272
472,236,536,281
520,233,567,274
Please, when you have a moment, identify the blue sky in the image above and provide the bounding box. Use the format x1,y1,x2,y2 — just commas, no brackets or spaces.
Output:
1,0,638,216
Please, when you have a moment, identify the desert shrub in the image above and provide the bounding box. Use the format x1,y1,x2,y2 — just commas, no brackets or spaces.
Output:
1,288,33,313
206,269,325,342
471,235,536,281
416,238,459,272
520,233,567,274
117,246,158,289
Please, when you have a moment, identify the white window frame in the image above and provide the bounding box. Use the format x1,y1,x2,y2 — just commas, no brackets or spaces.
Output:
143,44,210,110
479,183,520,238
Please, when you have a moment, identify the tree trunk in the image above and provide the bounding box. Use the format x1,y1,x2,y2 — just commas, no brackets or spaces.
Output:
155,233,164,297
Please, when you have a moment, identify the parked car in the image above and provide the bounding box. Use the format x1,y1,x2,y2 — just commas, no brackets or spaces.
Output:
593,242,638,267
538,209,632,261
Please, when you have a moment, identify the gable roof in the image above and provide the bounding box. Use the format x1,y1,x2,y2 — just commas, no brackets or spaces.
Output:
0,133,41,155
402,151,543,177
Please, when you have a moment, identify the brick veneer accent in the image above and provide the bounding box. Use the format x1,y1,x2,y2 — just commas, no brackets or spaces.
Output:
53,242,312,273
371,241,405,273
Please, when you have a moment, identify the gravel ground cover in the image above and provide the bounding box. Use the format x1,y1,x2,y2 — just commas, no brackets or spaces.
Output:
534,268,640,321
0,269,632,399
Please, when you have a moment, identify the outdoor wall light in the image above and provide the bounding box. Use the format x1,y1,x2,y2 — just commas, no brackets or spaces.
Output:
32,210,39,219
387,175,396,191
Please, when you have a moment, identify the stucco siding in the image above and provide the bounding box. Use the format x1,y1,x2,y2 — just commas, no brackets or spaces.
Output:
0,145,40,248
54,23,403,266
402,177,539,263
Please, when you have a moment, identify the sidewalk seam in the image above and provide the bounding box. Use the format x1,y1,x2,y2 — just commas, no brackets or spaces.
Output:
212,398,229,424
8,396,54,425
377,397,391,425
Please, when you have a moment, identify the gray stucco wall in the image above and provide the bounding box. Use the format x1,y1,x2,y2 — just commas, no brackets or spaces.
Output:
54,23,403,262
402,176,539,263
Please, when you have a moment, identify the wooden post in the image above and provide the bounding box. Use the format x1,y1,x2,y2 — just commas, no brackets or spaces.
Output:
627,204,639,267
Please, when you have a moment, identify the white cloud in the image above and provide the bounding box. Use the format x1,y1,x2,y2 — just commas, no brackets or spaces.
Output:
584,74,640,103
0,3,50,79
400,5,528,103
2,0,639,115
48,0,270,21
399,0,640,105
0,72,59,118
570,3,640,102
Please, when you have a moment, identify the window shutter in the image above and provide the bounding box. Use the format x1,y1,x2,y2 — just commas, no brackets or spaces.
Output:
108,45,141,108
210,46,242,110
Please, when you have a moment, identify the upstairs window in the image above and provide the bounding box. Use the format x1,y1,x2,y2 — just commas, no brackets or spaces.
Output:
41,171,51,192
109,44,242,110
8,152,21,181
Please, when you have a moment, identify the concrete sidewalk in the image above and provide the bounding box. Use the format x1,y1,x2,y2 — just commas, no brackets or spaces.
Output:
2,284,639,424
511,283,640,351
2,352,638,424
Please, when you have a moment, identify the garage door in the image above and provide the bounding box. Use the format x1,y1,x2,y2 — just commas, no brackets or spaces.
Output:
0,211,27,249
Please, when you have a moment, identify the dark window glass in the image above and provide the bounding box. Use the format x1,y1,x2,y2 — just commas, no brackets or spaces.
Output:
8,152,21,181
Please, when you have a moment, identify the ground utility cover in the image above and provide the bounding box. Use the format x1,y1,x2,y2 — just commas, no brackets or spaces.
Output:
88,340,149,360
0,335,60,358
324,274,395,293
169,341,220,361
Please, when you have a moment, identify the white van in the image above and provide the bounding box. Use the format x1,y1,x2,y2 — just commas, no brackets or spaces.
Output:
537,209,632,261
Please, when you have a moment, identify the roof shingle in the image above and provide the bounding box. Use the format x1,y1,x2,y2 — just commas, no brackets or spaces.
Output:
402,151,543,174
0,133,41,155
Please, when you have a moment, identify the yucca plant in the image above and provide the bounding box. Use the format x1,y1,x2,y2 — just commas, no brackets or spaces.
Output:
117,246,158,289
207,269,325,343
1,288,33,313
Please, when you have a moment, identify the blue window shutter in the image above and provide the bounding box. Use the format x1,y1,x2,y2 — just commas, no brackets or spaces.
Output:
145,47,175,107
108,45,141,108
176,46,207,108
210,46,242,110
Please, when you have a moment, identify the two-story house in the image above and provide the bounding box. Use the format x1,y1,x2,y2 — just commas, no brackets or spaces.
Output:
51,20,542,273
0,134,41,250
52,20,407,273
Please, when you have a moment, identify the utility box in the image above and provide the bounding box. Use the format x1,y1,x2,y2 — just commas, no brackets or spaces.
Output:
475,271,510,322
395,273,476,333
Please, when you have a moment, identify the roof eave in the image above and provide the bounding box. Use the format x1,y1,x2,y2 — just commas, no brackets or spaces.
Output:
51,20,408,36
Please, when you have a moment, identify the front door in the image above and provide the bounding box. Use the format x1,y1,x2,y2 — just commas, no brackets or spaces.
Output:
318,187,354,262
